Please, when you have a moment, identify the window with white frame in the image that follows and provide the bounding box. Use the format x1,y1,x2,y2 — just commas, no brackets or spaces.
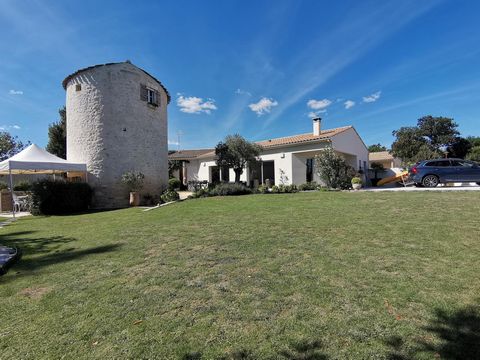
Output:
147,88,157,105
140,84,159,107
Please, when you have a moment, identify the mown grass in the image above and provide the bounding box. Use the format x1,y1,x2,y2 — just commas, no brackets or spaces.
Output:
0,191,479,359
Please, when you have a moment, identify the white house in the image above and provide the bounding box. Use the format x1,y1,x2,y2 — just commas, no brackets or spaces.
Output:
170,118,369,187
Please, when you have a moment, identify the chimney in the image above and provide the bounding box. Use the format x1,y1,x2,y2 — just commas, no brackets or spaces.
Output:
313,117,321,136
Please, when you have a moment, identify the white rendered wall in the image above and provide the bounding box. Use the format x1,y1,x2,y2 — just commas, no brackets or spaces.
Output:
330,128,369,170
182,128,368,187
66,63,169,208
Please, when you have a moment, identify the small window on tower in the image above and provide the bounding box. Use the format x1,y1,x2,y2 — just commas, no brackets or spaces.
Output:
75,84,82,91
147,88,159,106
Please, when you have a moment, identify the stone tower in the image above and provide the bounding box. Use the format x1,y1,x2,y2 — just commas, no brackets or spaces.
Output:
63,61,170,208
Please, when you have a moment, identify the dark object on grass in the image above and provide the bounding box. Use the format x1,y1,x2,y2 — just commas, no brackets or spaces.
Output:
0,245,21,276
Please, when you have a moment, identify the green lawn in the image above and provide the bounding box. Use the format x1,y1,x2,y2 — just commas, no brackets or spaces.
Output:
1,192,479,359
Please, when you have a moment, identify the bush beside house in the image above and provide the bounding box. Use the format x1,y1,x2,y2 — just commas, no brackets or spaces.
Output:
315,147,356,189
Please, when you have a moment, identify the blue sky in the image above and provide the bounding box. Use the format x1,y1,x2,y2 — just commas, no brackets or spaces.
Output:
1,0,479,150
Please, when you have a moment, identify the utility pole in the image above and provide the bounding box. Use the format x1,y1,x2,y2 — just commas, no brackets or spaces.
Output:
176,130,184,151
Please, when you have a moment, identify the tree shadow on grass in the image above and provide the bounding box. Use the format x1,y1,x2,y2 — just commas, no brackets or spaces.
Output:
278,339,329,360
386,304,480,360
0,230,121,279
182,339,329,360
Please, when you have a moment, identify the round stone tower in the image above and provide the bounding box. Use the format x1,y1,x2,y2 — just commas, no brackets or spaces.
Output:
63,61,170,208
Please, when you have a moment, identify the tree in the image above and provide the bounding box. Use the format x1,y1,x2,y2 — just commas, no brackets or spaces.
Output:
466,146,480,162
417,115,459,152
121,171,145,192
215,134,262,183
466,136,480,148
447,137,472,159
46,106,66,159
0,131,29,161
391,116,459,164
314,147,356,189
368,143,387,152
391,127,432,164
168,159,183,178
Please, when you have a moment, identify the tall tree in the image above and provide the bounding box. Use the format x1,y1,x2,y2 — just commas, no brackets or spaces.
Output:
391,127,432,164
447,137,472,159
215,134,262,183
391,116,460,164
46,106,67,159
368,143,387,152
417,115,459,152
0,132,29,161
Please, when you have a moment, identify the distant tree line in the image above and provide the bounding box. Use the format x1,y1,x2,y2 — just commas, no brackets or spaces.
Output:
368,115,480,165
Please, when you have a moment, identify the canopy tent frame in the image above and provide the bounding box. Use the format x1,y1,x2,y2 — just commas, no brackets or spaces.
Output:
0,144,87,219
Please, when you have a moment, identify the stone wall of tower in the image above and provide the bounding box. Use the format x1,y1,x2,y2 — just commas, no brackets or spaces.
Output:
65,62,168,208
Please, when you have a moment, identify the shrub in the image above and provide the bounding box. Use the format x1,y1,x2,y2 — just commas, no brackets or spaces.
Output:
285,184,298,193
168,177,181,191
257,184,269,194
187,180,208,192
0,181,8,191
189,188,211,199
160,189,180,203
121,171,145,192
298,182,317,191
315,147,356,189
271,185,280,193
275,184,298,193
30,179,93,215
13,181,32,191
466,146,480,162
351,177,362,185
210,183,252,196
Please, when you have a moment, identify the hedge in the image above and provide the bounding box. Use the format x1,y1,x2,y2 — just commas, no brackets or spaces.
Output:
31,179,93,215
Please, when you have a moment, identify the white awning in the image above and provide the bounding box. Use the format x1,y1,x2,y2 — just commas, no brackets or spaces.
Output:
0,144,87,174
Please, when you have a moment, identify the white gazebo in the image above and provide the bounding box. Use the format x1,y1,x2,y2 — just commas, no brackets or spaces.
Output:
0,144,87,217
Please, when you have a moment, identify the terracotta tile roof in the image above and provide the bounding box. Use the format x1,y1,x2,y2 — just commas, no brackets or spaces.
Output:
168,149,214,160
256,126,352,149
62,61,171,103
369,151,393,161
173,126,353,160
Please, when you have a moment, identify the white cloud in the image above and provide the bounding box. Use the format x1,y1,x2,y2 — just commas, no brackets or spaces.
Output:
363,91,381,103
344,100,355,109
177,95,217,114
0,124,21,131
9,89,23,95
168,139,179,146
307,99,332,110
307,109,328,118
235,88,252,96
248,97,278,115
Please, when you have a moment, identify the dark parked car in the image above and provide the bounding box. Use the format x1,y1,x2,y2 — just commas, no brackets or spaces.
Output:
410,158,480,187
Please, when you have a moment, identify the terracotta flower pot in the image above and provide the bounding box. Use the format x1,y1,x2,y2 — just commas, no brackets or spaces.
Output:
129,191,140,206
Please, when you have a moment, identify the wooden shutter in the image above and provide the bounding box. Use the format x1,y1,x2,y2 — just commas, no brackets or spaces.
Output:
140,84,148,101
154,90,160,106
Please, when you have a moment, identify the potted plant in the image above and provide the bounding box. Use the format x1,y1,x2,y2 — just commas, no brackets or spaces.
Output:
351,176,363,190
121,171,145,206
